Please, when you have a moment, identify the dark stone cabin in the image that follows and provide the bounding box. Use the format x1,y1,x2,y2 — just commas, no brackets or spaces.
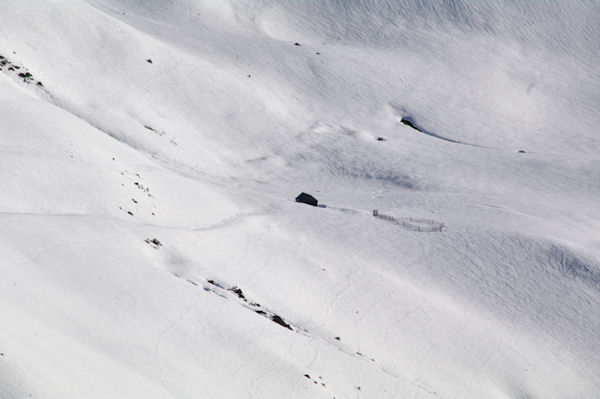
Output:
295,192,318,207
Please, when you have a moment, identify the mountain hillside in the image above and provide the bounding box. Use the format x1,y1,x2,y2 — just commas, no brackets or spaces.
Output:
1,1,599,398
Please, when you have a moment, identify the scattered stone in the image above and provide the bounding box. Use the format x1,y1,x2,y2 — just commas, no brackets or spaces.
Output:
18,72,33,82
0,55,42,86
376,136,386,141
145,238,162,248
203,280,296,332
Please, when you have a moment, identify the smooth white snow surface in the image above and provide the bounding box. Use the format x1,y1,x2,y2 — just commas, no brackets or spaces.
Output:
1,1,599,398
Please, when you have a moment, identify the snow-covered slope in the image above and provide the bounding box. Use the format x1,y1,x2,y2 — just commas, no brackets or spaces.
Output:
1,1,599,398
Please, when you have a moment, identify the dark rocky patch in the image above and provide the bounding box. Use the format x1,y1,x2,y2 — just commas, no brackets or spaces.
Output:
400,117,421,131
228,286,246,301
145,238,162,248
0,54,42,86
202,279,296,331
207,279,224,289
271,314,292,330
